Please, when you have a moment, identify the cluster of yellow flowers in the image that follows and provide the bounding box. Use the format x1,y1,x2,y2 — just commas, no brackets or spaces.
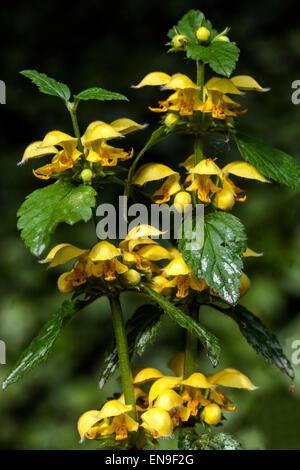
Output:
43,224,258,299
133,72,267,120
20,118,145,180
78,355,257,443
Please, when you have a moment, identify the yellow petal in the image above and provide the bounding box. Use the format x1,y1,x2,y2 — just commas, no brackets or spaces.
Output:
181,154,195,171
133,368,164,385
231,75,269,92
222,161,269,182
164,257,192,276
89,241,120,261
42,243,87,267
81,121,105,144
41,130,77,148
243,247,263,257
133,71,171,88
118,387,147,404
125,224,164,241
137,244,172,261
83,123,122,143
208,368,258,390
127,238,157,253
98,400,132,420
77,410,101,441
110,118,146,135
205,77,242,95
239,272,250,297
124,414,139,432
149,377,182,406
141,408,173,437
181,372,212,389
133,163,177,185
154,389,183,411
20,141,58,164
165,74,199,90
57,271,74,293
168,352,185,378
189,159,221,176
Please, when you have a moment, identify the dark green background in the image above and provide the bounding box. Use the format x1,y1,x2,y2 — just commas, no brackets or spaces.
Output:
0,0,299,450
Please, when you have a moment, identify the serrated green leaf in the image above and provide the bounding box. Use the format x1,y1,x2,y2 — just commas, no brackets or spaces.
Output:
178,429,242,450
17,181,97,257
235,132,300,192
186,41,240,77
168,10,205,42
21,70,71,101
143,287,220,367
178,213,247,305
99,304,162,389
74,87,128,102
221,304,294,380
2,299,91,390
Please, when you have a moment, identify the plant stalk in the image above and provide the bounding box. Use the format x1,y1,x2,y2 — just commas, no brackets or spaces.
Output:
183,305,199,379
109,295,137,420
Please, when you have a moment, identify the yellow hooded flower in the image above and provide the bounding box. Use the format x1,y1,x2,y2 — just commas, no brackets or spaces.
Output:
189,158,269,209
202,76,268,119
78,400,139,442
153,389,190,427
163,256,207,298
81,118,144,167
141,408,174,438
120,225,171,272
133,72,203,116
20,130,81,180
43,241,128,293
181,368,257,416
133,163,181,204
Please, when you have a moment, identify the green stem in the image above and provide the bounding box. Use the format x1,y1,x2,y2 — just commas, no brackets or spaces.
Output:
68,102,84,154
196,60,205,100
183,305,199,379
109,295,137,420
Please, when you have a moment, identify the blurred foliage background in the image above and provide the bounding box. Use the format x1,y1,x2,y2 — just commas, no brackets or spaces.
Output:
0,0,299,450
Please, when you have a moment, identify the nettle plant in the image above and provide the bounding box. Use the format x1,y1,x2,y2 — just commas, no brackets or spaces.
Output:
4,10,300,450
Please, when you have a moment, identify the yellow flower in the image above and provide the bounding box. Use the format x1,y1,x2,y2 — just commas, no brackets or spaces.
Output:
133,72,203,116
181,368,257,416
120,225,171,272
81,119,142,167
43,241,128,293
202,76,268,119
163,256,207,298
78,400,139,442
189,158,269,208
141,408,174,438
133,163,181,204
20,130,81,180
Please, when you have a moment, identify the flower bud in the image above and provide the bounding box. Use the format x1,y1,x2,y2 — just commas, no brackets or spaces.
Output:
196,26,210,42
239,272,250,297
122,269,141,285
215,35,230,42
172,34,187,48
165,112,178,128
203,403,222,425
80,168,93,183
214,188,235,211
174,191,192,213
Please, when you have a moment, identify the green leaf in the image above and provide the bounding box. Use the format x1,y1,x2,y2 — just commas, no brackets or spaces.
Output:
178,428,242,450
186,41,240,77
74,87,128,102
221,304,294,380
168,10,205,42
235,132,300,192
17,181,97,257
21,70,71,101
2,299,91,390
99,304,162,389
143,287,220,367
178,213,247,305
